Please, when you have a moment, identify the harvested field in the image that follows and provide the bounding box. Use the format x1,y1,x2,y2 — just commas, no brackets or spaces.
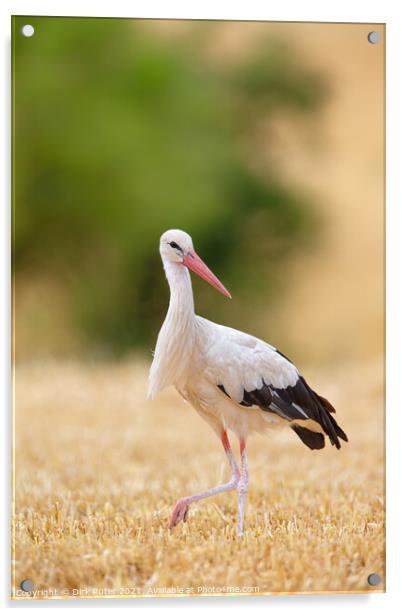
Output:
13,357,385,598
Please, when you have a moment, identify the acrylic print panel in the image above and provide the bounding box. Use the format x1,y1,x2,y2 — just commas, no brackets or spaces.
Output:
12,16,385,599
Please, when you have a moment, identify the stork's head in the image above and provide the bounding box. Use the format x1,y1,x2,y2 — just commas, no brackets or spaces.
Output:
159,229,231,298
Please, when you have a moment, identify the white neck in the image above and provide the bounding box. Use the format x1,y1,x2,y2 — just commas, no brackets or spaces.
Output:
163,259,195,323
148,259,196,398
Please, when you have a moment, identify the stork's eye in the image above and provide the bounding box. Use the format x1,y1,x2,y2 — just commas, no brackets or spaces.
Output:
169,241,182,251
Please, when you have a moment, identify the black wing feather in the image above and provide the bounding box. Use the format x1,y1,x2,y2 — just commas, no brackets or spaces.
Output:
218,373,348,450
291,425,325,450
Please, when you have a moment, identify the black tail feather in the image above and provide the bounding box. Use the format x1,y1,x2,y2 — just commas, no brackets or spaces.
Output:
299,377,348,449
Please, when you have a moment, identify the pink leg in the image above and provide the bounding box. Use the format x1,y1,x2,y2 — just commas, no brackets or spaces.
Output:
237,438,249,536
169,430,240,529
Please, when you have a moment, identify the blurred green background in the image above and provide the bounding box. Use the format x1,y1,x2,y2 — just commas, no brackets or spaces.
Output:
14,17,382,362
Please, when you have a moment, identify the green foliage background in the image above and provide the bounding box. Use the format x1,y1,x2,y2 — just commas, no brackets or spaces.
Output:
13,17,325,355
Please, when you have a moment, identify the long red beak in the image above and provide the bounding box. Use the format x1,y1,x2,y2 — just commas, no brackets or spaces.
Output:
183,251,232,298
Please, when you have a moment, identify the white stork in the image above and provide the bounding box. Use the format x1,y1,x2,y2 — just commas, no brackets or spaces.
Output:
148,229,348,535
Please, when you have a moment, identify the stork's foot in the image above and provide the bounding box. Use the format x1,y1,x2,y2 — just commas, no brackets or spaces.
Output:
169,498,190,529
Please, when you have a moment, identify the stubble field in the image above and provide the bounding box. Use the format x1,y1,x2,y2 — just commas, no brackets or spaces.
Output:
13,357,384,599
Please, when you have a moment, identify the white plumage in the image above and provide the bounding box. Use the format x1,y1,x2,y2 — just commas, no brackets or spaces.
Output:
148,229,347,535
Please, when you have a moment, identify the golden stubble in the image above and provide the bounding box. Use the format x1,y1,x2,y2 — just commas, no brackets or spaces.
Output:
12,358,384,598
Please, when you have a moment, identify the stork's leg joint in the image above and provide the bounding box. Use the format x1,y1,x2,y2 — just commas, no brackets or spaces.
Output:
237,473,249,496
168,429,240,531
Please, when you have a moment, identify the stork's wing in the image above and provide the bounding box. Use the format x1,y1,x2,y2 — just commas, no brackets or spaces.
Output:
199,318,348,450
